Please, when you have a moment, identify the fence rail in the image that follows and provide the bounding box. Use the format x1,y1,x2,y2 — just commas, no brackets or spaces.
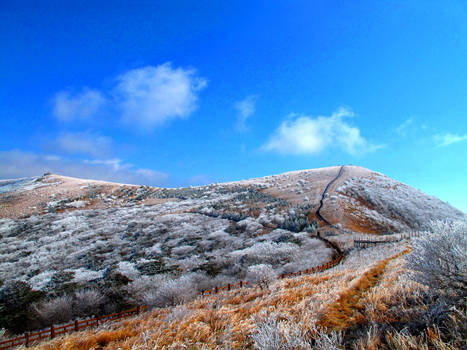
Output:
0,305,148,350
0,242,346,350
200,252,345,296
0,163,416,349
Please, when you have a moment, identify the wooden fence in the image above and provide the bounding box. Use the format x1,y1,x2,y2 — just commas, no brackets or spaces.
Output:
354,234,403,248
0,305,149,349
280,254,344,279
201,253,345,295
2,231,411,349
0,251,346,349
0,231,411,350
200,280,250,296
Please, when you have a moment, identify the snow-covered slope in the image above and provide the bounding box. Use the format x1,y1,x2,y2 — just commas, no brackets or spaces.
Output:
334,169,465,232
232,165,465,233
0,166,464,296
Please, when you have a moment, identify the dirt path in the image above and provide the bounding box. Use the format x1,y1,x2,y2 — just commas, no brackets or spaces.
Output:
316,165,345,226
318,247,411,331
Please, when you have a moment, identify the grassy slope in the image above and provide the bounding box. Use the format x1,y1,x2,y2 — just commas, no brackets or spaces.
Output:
28,245,422,349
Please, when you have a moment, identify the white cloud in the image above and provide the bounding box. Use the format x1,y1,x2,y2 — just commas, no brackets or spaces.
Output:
53,132,114,158
115,63,207,128
434,132,467,147
263,107,381,155
0,150,168,186
52,89,106,121
396,117,415,136
51,63,207,129
234,95,257,131
83,158,125,170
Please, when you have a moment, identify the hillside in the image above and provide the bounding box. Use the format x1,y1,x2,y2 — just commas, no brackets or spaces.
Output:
0,166,463,292
0,165,465,345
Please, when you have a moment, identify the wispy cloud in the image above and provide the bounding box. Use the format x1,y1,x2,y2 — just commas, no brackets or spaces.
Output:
52,132,114,158
263,107,382,155
396,117,415,137
51,63,207,129
52,89,107,122
234,95,257,131
0,150,168,186
434,132,467,147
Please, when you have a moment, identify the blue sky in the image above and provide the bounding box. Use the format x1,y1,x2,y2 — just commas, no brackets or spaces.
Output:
1,1,466,212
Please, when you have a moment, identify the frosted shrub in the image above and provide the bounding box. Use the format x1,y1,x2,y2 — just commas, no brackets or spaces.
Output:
406,220,467,299
237,218,263,236
247,264,277,289
34,295,73,325
251,312,343,350
156,275,196,306
250,313,286,349
142,275,196,307
232,242,296,265
126,274,170,304
73,289,105,317
141,289,161,307
171,245,195,257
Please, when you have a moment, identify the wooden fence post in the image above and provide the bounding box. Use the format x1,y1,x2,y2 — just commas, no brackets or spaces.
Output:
50,324,55,339
239,281,243,288
215,286,218,294
74,320,79,332
227,283,231,291
25,331,30,347
136,305,141,315
96,314,101,326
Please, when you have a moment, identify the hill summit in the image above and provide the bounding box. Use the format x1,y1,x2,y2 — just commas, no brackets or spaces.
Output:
0,165,465,344
1,165,463,230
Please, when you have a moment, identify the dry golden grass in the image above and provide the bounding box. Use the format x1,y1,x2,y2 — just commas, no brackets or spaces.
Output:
29,244,464,350
317,247,411,331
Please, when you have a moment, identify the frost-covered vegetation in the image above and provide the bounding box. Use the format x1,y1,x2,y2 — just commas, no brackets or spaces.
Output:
0,183,332,333
1,166,465,339
23,225,467,350
406,220,466,299
336,171,465,232
0,176,46,194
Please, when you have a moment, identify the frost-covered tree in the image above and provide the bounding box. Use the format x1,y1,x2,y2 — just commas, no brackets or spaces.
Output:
247,264,277,289
0,281,44,333
33,295,73,325
73,289,105,317
406,220,467,299
231,241,297,266
142,275,197,307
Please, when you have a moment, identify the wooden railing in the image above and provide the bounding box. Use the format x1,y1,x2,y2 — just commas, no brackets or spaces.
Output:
354,234,404,248
0,306,148,349
0,243,346,349
200,253,345,295
201,242,345,296
200,280,250,296
279,254,343,279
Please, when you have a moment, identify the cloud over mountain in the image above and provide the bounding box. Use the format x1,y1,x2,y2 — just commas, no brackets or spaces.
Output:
234,95,257,131
0,150,168,186
52,89,106,122
51,63,207,129
263,107,381,155
52,132,114,158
